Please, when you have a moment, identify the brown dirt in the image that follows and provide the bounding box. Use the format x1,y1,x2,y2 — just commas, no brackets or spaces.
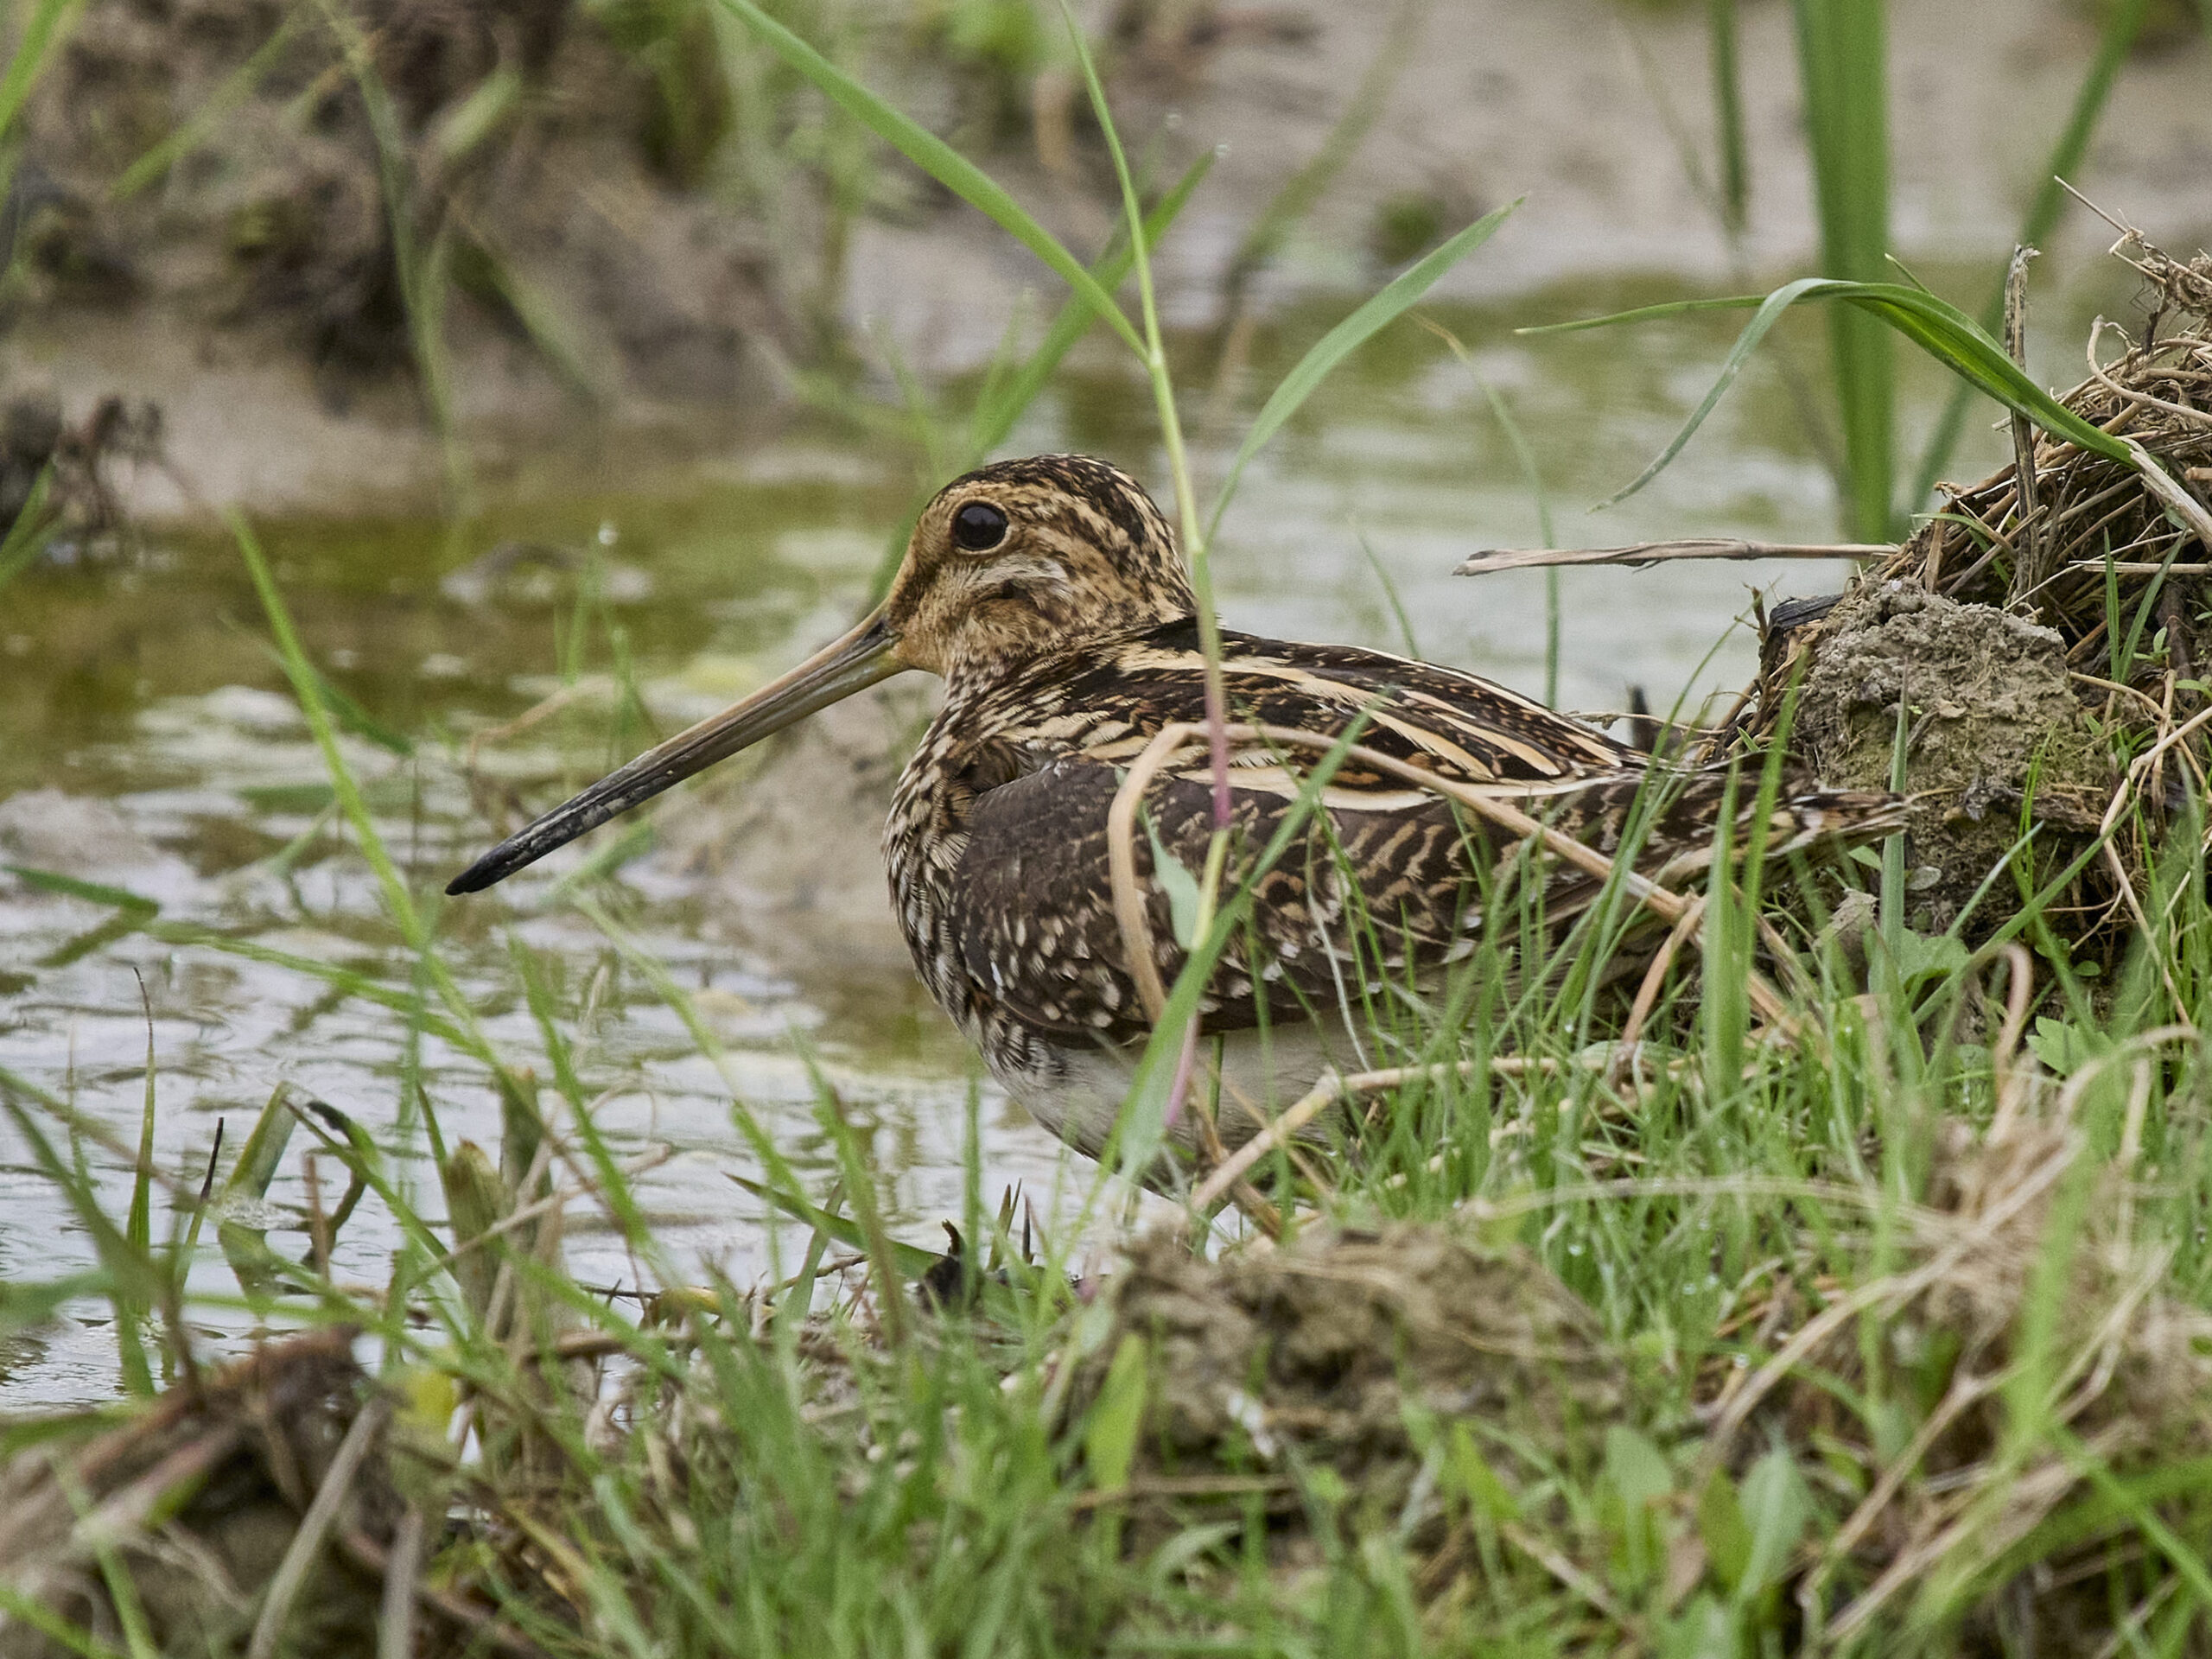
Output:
0,1331,404,1659
1065,1222,1625,1551
1059,1111,2212,1649
1731,1108,2212,1651
1734,248,2212,946
10,0,791,399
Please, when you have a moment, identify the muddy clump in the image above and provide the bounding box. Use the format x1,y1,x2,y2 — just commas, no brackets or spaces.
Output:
1067,1223,1624,1551
1789,584,2108,931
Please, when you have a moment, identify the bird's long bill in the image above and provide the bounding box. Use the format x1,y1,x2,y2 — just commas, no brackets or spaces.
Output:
445,610,901,895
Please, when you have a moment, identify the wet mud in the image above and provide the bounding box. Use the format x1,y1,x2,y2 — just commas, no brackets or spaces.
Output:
1066,1222,1624,1553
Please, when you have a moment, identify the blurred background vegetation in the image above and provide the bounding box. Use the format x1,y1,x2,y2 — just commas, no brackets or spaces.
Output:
0,0,2205,534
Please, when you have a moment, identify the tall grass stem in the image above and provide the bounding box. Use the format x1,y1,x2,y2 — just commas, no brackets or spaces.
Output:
1791,0,1893,539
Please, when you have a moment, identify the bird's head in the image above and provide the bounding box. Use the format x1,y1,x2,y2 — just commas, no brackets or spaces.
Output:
883,454,1195,681
445,454,1195,894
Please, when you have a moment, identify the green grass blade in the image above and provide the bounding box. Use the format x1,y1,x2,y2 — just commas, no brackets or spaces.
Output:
3,866,160,913
714,0,1142,359
1540,278,2133,512
308,0,468,502
1057,0,1233,864
0,1090,156,1395
9,866,162,969
0,1584,131,1659
233,513,502,1076
1793,0,1892,537
1217,0,1421,304
141,923,476,1053
810,1074,909,1344
223,1084,301,1204
1910,0,2155,503
246,639,413,757
1478,382,1559,705
1206,200,1521,540
234,513,423,938
0,469,56,592
1421,318,1559,698
1708,0,1749,234
1100,715,1378,1197
727,1171,944,1282
966,146,1215,462
2051,1426,2212,1623
126,983,156,1259
109,11,297,199
0,0,80,143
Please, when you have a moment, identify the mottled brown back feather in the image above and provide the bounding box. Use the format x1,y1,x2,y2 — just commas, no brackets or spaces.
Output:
891,616,1899,1054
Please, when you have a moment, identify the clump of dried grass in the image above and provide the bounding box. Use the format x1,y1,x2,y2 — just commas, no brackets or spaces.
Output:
1701,987,2212,1650
1732,234,2212,950
0,1330,403,1659
1058,970,2212,1650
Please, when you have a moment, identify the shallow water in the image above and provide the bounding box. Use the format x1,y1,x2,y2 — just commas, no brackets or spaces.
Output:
0,269,2090,1405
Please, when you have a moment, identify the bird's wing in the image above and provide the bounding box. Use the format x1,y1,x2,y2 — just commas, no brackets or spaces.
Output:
947,623,1898,1045
950,752,1478,1046
947,626,1649,1044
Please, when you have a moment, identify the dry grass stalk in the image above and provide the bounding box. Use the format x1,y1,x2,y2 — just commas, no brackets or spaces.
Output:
1456,539,1894,576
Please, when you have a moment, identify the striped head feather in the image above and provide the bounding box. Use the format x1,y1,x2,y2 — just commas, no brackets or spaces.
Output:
884,455,1197,685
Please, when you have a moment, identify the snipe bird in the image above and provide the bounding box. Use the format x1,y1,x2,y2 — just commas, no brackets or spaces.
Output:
449,455,1891,1169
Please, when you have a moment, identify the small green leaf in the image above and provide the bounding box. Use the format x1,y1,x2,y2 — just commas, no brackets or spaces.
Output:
1605,1425,1675,1586
1735,1448,1812,1599
2028,1015,2107,1077
1143,817,1204,950
1660,1593,1734,1659
1607,1425,1674,1505
1698,1468,1753,1592
1084,1333,1149,1492
1446,1422,1522,1521
1887,928,1969,987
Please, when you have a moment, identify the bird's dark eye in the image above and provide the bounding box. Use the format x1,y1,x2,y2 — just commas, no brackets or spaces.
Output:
952,501,1009,552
